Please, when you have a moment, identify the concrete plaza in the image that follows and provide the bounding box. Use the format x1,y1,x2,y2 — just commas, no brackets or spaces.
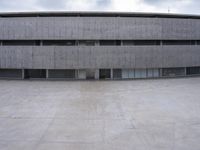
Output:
0,78,200,150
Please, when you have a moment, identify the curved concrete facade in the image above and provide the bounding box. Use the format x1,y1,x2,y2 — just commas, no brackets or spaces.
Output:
0,12,200,79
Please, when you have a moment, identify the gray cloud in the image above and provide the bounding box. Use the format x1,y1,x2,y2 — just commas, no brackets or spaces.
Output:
37,0,67,9
0,0,24,10
143,0,163,5
94,0,111,10
0,0,38,11
0,0,199,15
96,0,111,6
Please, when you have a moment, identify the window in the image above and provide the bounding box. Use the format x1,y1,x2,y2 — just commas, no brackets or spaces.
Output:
162,68,185,77
134,40,160,45
43,40,75,46
99,69,111,79
48,69,76,79
99,40,121,46
162,40,195,45
0,69,22,78
113,69,122,79
2,40,37,46
122,40,135,45
186,67,200,75
79,40,96,46
24,69,46,79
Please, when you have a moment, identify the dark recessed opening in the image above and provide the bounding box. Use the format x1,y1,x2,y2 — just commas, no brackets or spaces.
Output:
42,40,76,46
162,68,185,77
113,69,122,79
186,67,200,75
79,40,96,46
100,40,119,46
86,69,95,79
24,69,46,79
2,40,37,46
0,69,22,78
99,69,111,79
162,40,194,45
48,69,76,79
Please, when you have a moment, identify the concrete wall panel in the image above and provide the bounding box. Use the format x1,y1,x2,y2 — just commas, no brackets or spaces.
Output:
1,17,200,40
1,46,200,69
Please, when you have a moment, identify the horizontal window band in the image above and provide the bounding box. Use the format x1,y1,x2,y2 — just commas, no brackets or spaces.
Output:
0,40,200,46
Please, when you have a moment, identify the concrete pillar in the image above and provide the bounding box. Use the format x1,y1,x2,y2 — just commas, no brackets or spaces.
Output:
184,67,187,76
160,40,163,46
95,69,99,80
22,69,25,79
111,69,113,79
159,68,163,77
95,41,99,46
46,69,49,79
78,69,86,79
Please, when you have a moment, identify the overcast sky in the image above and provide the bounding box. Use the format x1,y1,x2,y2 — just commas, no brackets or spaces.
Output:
0,0,199,14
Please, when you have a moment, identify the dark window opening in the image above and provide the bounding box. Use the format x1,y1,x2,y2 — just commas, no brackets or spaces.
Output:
186,67,200,75
0,69,22,78
43,40,76,46
48,69,76,79
122,40,160,45
116,40,121,45
100,40,121,46
0,40,199,46
2,40,37,46
99,69,111,79
79,40,96,46
113,69,122,79
122,40,135,45
86,69,95,79
134,40,160,45
35,40,41,46
24,69,46,79
162,68,185,77
162,40,194,45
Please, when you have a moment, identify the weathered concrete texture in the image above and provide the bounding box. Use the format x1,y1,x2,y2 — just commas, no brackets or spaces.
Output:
0,17,200,40
0,78,200,150
1,46,200,69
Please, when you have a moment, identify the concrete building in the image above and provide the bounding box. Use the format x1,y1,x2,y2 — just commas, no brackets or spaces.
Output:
0,11,200,80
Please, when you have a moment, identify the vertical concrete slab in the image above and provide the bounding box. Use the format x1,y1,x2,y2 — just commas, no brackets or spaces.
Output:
95,69,99,80
78,69,86,79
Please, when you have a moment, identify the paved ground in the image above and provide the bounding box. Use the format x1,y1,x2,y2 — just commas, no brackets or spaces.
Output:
0,78,200,150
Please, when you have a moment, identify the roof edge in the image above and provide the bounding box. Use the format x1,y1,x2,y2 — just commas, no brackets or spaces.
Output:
0,11,199,18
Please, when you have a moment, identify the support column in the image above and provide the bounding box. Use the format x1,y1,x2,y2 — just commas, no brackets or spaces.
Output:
40,40,43,46
95,40,99,46
78,69,86,79
95,69,99,80
160,40,163,46
159,68,163,77
46,69,49,79
111,69,113,79
22,69,25,79
184,67,187,76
